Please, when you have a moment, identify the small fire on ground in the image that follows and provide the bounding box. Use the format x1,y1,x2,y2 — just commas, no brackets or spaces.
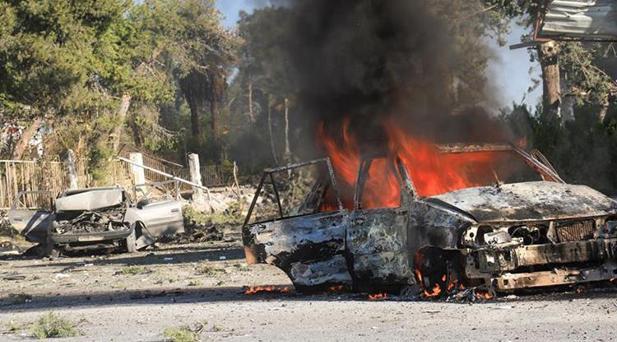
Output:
243,285,293,295
367,293,388,301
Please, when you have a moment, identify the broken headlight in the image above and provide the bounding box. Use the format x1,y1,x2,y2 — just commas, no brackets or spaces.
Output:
509,225,544,245
461,225,512,247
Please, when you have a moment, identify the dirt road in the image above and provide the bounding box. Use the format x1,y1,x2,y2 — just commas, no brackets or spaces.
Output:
2,241,617,341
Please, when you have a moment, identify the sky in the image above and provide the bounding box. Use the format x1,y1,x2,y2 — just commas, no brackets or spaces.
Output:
215,0,542,109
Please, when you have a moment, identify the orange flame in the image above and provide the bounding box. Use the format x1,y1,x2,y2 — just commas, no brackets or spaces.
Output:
243,286,292,295
318,118,514,208
424,283,442,298
368,293,388,300
474,289,494,300
327,284,347,292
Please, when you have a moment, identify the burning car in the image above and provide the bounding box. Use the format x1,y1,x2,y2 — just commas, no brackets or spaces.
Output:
8,186,184,255
242,144,617,296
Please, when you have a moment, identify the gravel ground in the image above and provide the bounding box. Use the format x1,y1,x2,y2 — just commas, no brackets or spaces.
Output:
1,241,617,341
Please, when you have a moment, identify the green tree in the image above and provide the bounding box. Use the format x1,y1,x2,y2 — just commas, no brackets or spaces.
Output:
483,0,616,121
133,0,239,155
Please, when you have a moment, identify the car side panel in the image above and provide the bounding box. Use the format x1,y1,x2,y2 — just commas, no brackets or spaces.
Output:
246,211,353,289
347,208,412,290
8,209,53,244
125,200,184,238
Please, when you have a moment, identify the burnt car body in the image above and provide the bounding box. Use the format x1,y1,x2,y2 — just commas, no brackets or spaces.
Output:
243,145,617,295
8,186,184,254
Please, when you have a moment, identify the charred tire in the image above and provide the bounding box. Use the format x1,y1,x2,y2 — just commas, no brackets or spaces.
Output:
41,231,60,258
414,247,449,297
414,247,466,298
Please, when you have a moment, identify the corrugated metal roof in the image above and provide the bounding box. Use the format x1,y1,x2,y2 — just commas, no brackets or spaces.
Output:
540,0,617,40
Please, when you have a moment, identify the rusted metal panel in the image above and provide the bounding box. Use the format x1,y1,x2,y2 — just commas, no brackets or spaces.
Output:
408,200,474,251
494,262,617,291
469,238,617,274
289,255,353,288
540,0,617,41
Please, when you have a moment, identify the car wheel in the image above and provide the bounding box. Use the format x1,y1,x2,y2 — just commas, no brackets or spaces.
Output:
414,247,449,297
40,232,60,258
125,226,138,253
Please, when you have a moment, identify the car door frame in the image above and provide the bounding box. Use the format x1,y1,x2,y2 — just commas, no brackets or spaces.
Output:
242,158,353,290
347,156,416,290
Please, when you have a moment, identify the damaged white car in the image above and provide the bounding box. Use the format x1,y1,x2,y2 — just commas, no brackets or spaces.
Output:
8,187,184,255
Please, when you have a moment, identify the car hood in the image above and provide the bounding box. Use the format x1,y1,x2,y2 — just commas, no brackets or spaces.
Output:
428,181,617,223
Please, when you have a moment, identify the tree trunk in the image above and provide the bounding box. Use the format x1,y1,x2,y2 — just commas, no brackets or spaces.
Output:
12,118,42,159
248,81,255,122
179,74,206,145
187,97,202,139
210,98,219,139
538,41,561,121
599,101,610,123
283,97,291,163
267,95,279,165
112,94,132,153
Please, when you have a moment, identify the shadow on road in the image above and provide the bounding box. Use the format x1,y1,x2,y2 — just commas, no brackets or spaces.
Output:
0,286,325,312
8,245,245,269
3,284,617,313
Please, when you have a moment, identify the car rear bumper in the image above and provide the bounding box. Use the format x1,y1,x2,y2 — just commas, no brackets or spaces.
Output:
465,238,617,291
51,229,132,244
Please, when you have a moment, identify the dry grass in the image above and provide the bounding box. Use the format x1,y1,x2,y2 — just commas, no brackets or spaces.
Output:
29,312,78,339
117,266,152,275
163,326,199,342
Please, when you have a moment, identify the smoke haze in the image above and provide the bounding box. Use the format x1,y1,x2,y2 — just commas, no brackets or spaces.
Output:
281,0,510,154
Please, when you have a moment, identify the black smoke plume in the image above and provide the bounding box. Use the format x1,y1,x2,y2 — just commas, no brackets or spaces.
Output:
281,0,508,153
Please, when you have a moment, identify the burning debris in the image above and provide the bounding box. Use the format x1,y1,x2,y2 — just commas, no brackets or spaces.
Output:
243,285,293,295
367,293,388,301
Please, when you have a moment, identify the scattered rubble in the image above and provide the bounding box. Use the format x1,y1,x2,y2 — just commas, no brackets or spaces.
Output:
161,205,240,244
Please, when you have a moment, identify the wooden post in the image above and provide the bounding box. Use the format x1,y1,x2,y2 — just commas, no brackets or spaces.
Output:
284,97,291,163
188,153,205,203
130,153,145,196
65,149,79,189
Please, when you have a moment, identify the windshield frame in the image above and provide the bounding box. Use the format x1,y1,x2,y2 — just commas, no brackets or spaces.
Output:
402,143,564,199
